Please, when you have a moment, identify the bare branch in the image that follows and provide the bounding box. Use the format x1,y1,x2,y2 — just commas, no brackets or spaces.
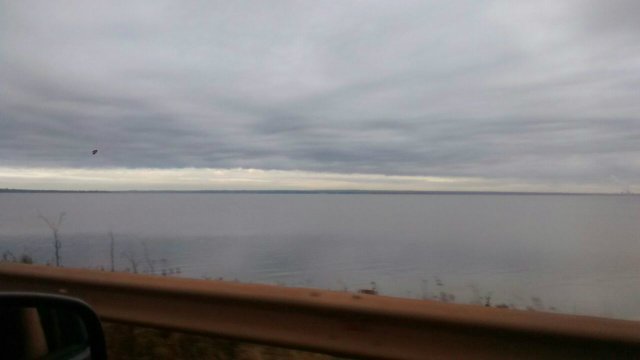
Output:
38,212,65,267
122,250,138,274
38,213,55,231
109,232,116,272
2,250,16,262
57,212,66,228
142,241,155,274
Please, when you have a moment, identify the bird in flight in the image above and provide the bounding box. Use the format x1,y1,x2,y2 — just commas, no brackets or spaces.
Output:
92,150,98,155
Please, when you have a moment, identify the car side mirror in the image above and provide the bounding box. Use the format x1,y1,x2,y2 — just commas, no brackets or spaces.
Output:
0,293,107,360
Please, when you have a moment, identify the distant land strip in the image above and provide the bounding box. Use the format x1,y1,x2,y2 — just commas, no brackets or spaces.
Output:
0,189,636,196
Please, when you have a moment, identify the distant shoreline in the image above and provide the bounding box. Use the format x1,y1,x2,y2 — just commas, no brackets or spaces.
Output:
0,189,635,196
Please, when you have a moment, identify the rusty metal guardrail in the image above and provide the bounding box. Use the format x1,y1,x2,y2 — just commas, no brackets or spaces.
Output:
1,263,639,359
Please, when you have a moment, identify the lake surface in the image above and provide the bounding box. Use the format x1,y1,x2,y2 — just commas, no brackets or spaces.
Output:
1,193,639,320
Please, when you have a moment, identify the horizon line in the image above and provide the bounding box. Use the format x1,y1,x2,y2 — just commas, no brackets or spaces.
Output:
0,188,636,196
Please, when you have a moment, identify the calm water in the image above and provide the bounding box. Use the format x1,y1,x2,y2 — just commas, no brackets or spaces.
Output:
1,193,639,320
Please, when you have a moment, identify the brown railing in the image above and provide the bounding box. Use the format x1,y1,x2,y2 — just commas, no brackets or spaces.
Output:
1,263,639,359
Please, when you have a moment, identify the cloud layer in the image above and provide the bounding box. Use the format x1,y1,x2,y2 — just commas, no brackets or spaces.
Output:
1,1,639,191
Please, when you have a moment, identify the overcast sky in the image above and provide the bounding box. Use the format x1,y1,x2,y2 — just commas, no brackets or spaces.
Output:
1,1,639,191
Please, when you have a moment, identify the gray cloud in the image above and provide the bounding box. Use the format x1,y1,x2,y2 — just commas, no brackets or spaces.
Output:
1,0,639,188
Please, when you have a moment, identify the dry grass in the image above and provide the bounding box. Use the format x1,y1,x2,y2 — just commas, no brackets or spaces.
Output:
102,322,349,360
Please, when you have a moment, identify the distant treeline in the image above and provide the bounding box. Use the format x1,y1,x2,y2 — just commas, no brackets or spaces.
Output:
0,189,111,193
0,188,634,195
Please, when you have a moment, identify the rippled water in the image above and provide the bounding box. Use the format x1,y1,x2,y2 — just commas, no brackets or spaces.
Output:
1,193,639,320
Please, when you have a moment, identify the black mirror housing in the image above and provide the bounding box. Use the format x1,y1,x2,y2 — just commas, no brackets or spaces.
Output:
0,293,107,360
